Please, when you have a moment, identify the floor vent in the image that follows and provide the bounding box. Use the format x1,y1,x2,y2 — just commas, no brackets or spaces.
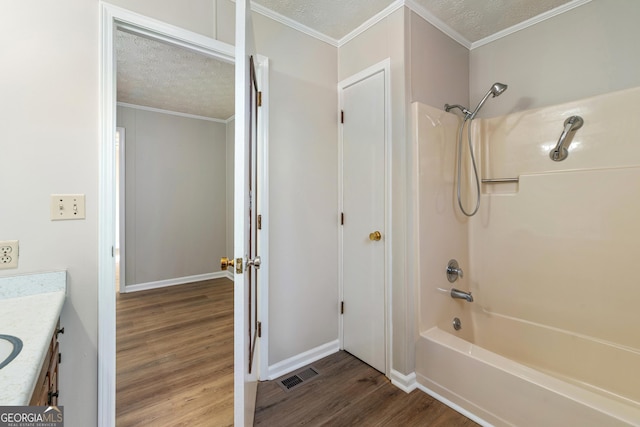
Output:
277,367,320,392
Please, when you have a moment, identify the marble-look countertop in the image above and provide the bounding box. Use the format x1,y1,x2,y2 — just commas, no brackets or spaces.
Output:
0,271,66,405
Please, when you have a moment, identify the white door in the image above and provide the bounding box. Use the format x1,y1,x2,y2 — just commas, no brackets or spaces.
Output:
235,0,260,424
341,67,387,374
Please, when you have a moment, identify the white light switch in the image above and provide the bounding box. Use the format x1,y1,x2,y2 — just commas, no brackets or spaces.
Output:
51,194,86,220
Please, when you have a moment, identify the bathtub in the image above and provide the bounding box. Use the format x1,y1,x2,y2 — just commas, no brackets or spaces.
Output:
416,327,640,426
412,91,640,426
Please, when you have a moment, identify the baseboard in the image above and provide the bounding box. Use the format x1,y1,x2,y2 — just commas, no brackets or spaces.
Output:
390,369,417,393
415,382,493,427
124,271,230,293
225,271,234,281
267,339,340,380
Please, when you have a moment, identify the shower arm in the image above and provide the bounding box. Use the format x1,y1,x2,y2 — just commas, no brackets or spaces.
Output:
444,104,472,117
468,90,494,120
550,116,584,161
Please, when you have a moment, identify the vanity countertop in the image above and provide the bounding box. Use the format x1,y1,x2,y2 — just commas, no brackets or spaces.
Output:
0,271,66,405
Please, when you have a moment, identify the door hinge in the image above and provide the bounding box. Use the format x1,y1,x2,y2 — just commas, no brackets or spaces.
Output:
258,321,262,338
340,212,344,225
58,353,62,364
340,110,344,124
340,301,344,314
257,214,262,230
111,246,114,257
258,91,262,107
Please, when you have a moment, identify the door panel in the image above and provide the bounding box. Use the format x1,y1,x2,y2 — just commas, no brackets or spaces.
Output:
342,70,386,373
234,0,258,425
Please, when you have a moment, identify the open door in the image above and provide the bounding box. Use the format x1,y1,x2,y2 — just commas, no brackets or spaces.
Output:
234,0,260,425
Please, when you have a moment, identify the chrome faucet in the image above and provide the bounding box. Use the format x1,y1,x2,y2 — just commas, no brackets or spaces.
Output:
451,288,473,302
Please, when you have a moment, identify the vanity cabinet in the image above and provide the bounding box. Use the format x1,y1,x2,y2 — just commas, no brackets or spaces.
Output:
29,320,61,406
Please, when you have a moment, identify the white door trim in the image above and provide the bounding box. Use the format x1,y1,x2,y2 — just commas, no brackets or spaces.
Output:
255,54,271,381
337,58,392,376
116,127,126,294
99,4,267,426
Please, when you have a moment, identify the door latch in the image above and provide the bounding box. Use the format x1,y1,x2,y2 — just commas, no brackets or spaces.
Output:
246,256,261,270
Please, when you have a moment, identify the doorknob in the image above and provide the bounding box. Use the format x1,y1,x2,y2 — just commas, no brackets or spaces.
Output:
369,231,382,241
220,257,234,270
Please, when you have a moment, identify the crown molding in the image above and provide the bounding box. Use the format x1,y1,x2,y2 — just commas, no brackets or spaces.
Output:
403,0,472,49
248,0,592,52
249,1,340,47
338,0,405,47
470,0,593,49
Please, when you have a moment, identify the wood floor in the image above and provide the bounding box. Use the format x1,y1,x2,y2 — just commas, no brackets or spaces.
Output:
116,278,234,427
117,278,477,426
255,351,479,426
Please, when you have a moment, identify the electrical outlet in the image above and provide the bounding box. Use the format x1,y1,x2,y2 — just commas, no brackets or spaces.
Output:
0,240,19,269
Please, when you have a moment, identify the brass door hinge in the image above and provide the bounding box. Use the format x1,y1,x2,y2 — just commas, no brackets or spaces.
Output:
340,301,344,314
258,91,262,107
340,110,344,124
258,321,262,338
258,214,262,230
340,212,344,225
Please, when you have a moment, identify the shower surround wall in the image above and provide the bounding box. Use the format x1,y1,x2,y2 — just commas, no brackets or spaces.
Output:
414,86,640,425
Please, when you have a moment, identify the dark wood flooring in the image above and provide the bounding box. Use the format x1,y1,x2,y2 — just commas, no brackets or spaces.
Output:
116,278,477,426
116,278,234,427
255,350,479,426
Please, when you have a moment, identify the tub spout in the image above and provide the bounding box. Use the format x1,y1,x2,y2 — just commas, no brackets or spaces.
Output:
451,288,473,302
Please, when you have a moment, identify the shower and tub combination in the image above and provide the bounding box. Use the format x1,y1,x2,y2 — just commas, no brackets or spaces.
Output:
413,85,640,425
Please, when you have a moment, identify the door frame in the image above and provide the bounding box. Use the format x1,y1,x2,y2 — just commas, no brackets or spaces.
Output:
337,58,392,376
115,127,126,294
98,3,269,425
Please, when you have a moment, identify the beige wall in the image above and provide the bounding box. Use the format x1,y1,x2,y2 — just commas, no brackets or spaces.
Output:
107,0,216,38
0,1,99,426
409,10,469,109
470,0,640,118
249,13,340,365
338,7,410,374
117,106,228,286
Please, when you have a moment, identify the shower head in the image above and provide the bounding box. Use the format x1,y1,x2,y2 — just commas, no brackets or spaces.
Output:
490,82,508,97
469,82,508,120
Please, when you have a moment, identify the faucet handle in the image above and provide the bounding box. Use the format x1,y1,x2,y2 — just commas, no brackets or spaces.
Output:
446,259,463,282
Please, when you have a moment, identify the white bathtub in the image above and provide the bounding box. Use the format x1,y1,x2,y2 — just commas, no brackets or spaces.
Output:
415,327,640,426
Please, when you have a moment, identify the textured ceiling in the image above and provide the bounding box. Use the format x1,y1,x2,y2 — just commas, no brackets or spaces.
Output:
116,0,579,118
252,0,394,40
253,0,576,42
414,0,575,42
116,30,235,120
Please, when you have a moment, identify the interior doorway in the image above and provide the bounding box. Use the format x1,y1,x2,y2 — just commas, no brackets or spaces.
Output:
338,59,392,375
98,5,250,426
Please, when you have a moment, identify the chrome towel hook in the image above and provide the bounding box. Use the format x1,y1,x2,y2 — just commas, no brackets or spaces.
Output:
550,116,584,161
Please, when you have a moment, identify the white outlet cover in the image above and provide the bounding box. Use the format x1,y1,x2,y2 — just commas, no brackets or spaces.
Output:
0,240,19,269
51,194,86,220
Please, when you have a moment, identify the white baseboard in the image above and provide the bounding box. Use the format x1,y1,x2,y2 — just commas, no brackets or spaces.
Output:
124,271,230,293
415,382,493,427
225,271,234,281
390,369,417,393
267,339,340,380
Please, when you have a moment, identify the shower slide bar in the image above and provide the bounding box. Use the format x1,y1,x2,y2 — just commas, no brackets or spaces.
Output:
481,177,519,183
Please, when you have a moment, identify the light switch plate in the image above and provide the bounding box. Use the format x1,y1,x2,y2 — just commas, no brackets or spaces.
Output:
51,194,86,220
0,240,19,269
